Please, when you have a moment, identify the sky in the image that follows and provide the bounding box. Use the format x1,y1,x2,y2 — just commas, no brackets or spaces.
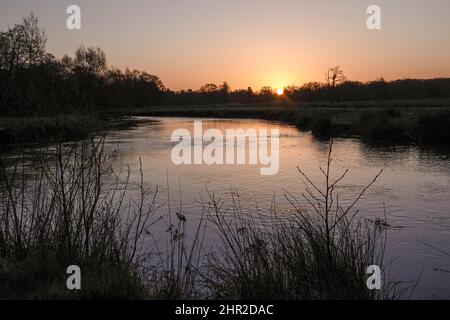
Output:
1,0,450,91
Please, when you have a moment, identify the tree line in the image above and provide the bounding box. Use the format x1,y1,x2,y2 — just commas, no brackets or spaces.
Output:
0,14,165,117
1,14,450,117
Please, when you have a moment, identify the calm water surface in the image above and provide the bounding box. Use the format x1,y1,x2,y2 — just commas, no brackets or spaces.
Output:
104,117,450,299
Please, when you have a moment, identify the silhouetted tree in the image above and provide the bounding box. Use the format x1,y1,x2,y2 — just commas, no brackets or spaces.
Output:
199,83,219,103
0,13,49,115
325,66,346,88
325,66,346,101
219,81,231,103
0,14,167,115
21,13,47,66
200,83,218,93
259,86,273,95
257,86,275,102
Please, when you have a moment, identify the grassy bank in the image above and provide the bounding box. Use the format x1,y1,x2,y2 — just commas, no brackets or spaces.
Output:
107,99,450,144
0,114,154,148
0,138,406,299
0,114,105,146
3,99,450,147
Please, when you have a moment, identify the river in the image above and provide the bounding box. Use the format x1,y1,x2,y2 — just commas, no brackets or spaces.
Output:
100,117,450,298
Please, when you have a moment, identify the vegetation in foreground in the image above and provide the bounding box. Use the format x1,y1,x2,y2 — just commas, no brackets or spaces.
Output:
0,138,407,299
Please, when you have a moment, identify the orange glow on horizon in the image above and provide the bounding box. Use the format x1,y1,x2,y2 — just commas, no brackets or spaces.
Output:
6,1,447,91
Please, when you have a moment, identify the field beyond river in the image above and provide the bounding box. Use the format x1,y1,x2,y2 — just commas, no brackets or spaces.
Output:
2,99,450,148
107,98,450,145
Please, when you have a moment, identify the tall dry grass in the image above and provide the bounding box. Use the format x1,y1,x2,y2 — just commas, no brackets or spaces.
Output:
0,138,407,299
203,141,406,299
0,138,158,298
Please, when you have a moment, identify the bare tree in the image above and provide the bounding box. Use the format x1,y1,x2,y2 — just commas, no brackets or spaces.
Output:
21,13,47,66
0,13,46,73
74,46,107,76
325,66,346,88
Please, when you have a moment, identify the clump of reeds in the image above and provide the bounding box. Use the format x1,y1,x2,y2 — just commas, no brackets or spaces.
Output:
203,140,404,300
142,179,206,300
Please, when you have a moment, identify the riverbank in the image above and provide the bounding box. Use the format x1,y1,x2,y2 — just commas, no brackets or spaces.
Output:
0,114,151,148
2,99,450,148
106,99,450,144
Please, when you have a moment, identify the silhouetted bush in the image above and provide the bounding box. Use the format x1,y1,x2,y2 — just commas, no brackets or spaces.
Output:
295,116,312,130
312,117,333,137
419,111,450,142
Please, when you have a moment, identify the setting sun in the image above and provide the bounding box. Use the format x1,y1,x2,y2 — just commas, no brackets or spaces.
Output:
276,88,284,95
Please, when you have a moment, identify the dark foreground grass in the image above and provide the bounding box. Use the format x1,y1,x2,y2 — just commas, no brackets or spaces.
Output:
0,138,407,299
203,142,405,300
0,138,153,299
